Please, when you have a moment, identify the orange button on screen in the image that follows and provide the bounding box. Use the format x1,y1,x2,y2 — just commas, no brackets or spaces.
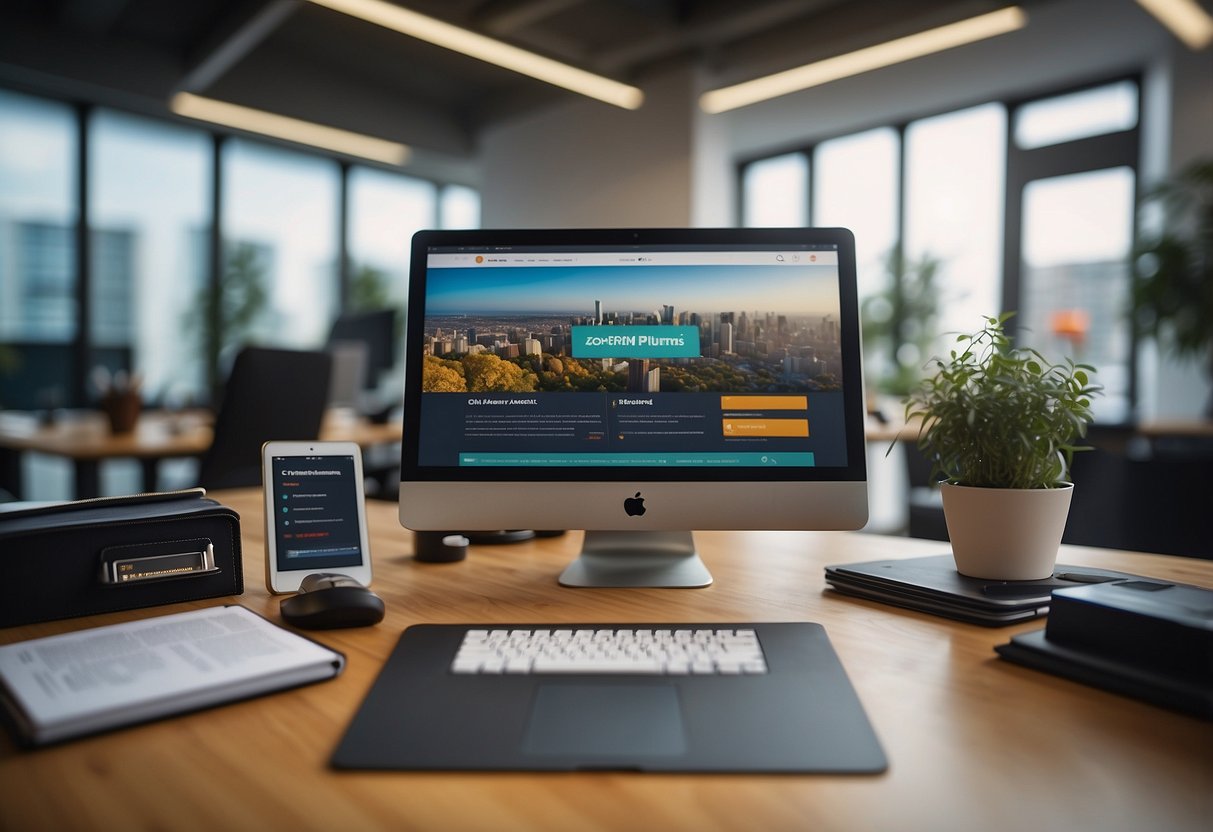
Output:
721,419,809,437
720,395,808,411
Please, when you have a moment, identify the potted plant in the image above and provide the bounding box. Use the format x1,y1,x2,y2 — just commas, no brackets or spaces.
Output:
1131,158,1213,417
903,313,1102,580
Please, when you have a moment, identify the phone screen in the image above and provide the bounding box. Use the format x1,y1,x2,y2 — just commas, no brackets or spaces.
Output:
270,454,365,573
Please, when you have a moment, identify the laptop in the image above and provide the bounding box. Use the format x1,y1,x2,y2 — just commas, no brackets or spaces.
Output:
331,622,887,773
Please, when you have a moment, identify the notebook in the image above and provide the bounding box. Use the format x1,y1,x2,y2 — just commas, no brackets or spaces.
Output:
331,622,886,773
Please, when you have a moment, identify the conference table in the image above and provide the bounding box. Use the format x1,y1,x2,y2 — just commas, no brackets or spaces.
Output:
0,409,402,499
1,489,1209,831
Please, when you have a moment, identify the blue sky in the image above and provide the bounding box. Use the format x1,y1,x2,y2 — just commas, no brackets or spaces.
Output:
424,264,840,317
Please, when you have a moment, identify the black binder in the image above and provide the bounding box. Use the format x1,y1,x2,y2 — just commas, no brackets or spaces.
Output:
996,580,1213,718
0,489,243,628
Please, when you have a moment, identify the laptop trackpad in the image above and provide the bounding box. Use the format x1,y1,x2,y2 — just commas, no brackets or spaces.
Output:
522,684,687,758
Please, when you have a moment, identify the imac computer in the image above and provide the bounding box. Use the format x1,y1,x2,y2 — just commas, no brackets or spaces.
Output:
398,228,868,587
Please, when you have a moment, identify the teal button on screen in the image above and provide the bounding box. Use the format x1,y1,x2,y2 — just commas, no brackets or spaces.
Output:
571,325,701,358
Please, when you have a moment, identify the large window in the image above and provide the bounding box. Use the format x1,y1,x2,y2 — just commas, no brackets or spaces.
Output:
814,129,899,301
742,153,807,228
904,104,1005,341
0,86,479,412
0,90,77,410
347,166,435,312
90,110,211,404
223,140,340,353
1007,83,1140,422
740,78,1139,420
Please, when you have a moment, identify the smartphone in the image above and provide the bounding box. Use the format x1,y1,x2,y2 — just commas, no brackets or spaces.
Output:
262,440,373,594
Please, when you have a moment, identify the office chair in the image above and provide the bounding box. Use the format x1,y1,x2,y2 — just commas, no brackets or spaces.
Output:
197,346,332,490
1067,427,1213,559
903,443,949,541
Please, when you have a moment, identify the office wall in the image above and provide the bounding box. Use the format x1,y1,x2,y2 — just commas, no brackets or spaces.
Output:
479,67,695,227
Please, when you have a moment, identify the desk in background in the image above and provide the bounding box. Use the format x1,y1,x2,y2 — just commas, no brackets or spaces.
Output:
0,410,402,499
1,490,1210,831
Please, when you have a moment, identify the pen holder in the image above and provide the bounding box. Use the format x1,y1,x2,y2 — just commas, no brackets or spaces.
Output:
101,391,142,434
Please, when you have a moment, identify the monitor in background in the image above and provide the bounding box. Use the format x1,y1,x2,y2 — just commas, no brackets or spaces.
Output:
399,228,868,587
326,341,369,409
328,309,397,391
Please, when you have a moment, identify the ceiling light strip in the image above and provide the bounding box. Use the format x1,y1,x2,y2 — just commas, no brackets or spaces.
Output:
170,92,411,165
699,6,1028,115
1135,0,1213,50
306,0,644,110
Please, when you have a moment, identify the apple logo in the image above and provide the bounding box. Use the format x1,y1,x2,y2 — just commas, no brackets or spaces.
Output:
623,492,646,517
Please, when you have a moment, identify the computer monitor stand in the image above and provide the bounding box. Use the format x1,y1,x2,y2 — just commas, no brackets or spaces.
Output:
558,530,713,588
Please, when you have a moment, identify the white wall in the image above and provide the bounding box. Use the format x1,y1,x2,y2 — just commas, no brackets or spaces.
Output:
479,66,695,227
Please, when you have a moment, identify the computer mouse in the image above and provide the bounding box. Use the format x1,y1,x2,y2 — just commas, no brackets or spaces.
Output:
279,573,386,630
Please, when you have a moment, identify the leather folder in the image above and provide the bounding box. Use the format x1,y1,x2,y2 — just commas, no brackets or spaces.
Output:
0,489,243,628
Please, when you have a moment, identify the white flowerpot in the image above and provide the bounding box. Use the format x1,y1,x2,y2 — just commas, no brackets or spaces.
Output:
940,482,1074,580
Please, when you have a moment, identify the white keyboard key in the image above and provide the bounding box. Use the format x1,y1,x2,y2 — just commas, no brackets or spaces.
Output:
451,627,768,676
531,657,665,674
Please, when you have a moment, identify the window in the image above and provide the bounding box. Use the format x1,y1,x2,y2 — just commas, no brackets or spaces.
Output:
90,110,210,404
1014,81,1137,150
347,166,435,313
904,104,1005,341
1007,81,1140,423
440,184,481,230
0,85,478,415
739,78,1139,419
742,153,807,228
814,129,899,300
1018,168,1135,421
0,90,77,410
222,139,341,355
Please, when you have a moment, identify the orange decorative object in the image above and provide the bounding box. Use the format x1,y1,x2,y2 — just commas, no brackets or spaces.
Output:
1050,309,1090,343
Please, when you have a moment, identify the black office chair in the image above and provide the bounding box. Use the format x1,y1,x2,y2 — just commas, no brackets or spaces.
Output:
197,346,332,490
903,443,949,541
1067,428,1213,559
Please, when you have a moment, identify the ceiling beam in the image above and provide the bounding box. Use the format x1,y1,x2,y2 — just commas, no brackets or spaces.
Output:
58,0,133,35
591,0,848,75
475,0,585,35
177,0,301,93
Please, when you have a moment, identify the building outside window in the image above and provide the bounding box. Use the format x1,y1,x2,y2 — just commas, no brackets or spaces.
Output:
0,90,77,411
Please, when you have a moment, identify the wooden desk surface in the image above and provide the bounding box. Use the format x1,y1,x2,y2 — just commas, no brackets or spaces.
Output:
0,410,402,461
2,490,1211,832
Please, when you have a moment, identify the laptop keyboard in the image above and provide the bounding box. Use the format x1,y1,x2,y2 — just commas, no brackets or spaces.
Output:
450,627,768,675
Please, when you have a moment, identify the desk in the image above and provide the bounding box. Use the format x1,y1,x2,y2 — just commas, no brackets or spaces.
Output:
2,491,1210,832
0,411,402,499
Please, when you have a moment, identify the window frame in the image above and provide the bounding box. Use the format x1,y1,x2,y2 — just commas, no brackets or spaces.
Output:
736,72,1143,421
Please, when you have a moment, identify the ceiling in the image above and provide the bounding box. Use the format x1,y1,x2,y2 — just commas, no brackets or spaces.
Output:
0,0,1060,173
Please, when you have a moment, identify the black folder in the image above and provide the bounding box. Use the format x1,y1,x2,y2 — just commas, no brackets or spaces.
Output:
824,554,1137,626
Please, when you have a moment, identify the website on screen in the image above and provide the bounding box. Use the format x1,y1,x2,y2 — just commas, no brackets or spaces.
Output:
416,246,850,468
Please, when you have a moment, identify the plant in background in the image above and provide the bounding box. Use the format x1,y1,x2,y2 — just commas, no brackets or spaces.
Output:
1132,158,1213,414
349,263,393,311
348,262,405,349
186,241,269,403
861,249,942,396
904,313,1102,489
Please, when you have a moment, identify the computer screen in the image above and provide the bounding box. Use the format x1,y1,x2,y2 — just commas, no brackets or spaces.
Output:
399,228,868,587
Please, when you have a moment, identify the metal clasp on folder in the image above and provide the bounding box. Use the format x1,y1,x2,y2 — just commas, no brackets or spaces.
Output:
101,543,219,585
